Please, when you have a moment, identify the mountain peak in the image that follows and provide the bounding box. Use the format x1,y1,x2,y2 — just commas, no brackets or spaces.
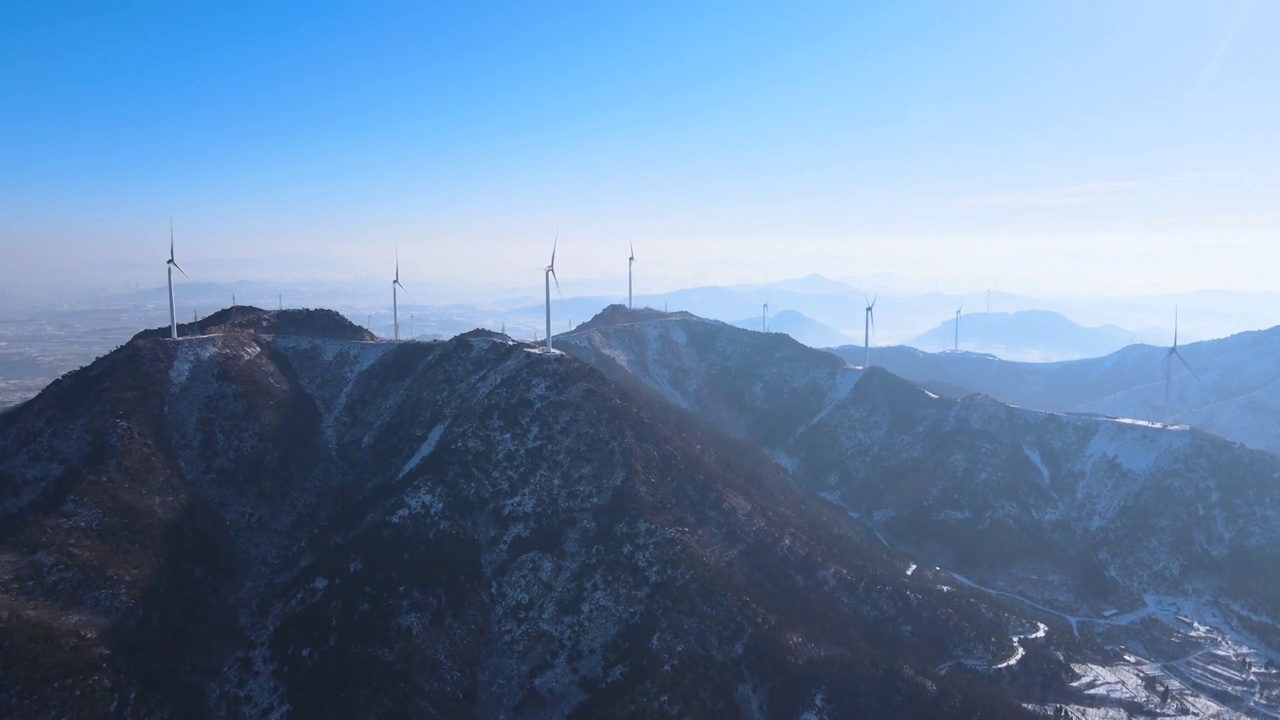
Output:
130,306,375,343
574,303,701,332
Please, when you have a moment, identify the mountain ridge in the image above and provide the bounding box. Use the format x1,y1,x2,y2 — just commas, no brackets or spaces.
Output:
559,307,1280,716
0,307,1048,719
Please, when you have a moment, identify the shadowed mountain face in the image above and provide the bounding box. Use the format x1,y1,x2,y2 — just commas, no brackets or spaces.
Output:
832,323,1280,455
0,309,1049,719
560,309,1280,715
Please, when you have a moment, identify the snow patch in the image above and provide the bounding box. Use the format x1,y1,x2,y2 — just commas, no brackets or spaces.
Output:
1023,443,1050,485
399,423,447,480
169,337,221,385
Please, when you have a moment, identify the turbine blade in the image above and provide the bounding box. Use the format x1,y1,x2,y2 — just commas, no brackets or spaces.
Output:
551,269,561,297
871,293,878,309
1175,350,1199,380
551,228,558,268
396,280,415,303
172,261,190,279
169,218,175,260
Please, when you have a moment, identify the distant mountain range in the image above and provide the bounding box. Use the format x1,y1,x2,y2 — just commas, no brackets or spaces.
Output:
905,310,1164,361
731,309,855,348
9,274,1280,411
830,323,1280,455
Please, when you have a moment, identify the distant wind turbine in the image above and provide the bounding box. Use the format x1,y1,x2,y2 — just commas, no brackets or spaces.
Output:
762,301,769,333
1163,308,1199,422
278,293,283,311
863,294,877,368
232,292,236,307
544,232,560,351
628,240,636,309
165,219,189,340
392,248,413,341
954,304,962,352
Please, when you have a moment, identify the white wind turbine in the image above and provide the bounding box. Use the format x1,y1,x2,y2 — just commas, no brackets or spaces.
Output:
392,249,413,341
628,239,636,309
863,294,877,368
953,304,962,352
762,300,769,333
165,219,189,339
543,233,560,351
1163,307,1198,422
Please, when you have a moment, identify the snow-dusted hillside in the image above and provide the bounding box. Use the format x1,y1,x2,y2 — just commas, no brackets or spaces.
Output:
831,324,1280,455
562,308,1280,718
0,308,1053,719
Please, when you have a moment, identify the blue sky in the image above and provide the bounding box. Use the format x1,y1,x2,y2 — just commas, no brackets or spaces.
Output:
2,1,1276,302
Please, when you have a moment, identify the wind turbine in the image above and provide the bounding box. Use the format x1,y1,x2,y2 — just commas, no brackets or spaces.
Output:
863,294,877,368
544,232,560,351
165,219,189,339
1163,308,1198,422
392,249,413,341
762,301,769,333
628,239,636,309
954,304,962,352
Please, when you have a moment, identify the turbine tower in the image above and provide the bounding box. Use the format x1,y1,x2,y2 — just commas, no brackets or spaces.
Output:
762,301,769,333
954,304,962,352
392,249,413,341
628,240,636,309
165,219,189,340
544,233,560,351
1163,308,1198,422
863,294,877,368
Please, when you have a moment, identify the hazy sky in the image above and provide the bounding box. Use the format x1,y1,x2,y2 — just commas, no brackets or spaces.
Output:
2,1,1277,304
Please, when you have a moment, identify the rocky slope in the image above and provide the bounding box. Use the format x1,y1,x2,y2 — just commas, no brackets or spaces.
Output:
0,309,1053,719
561,307,1280,717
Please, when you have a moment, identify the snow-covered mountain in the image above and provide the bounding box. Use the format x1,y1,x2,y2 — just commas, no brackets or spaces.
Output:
561,306,1280,717
832,324,1280,455
0,306,1057,719
906,310,1156,361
